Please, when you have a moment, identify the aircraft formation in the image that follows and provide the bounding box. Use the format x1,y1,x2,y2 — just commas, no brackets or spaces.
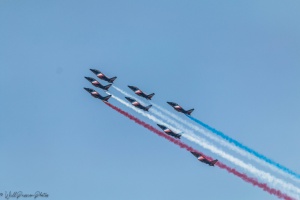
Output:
83,69,300,200
84,68,218,167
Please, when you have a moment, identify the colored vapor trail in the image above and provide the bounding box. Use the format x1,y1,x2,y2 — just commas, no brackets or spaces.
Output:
153,104,300,183
107,90,300,197
187,115,300,180
217,162,295,200
104,102,295,200
113,86,299,183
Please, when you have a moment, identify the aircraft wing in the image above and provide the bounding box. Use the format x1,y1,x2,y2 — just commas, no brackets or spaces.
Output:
190,151,218,166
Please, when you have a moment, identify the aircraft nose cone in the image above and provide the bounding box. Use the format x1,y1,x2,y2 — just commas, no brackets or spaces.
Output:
84,77,90,80
90,69,96,73
167,102,172,105
84,87,89,91
128,85,134,90
157,124,164,129
190,152,199,158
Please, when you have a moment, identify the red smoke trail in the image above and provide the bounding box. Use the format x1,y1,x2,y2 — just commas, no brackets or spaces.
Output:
105,102,295,200
216,162,294,200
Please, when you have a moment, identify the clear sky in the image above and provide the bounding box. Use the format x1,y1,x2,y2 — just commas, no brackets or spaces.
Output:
1,0,299,199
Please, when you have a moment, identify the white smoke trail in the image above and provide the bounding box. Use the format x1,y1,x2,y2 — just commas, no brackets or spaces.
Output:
107,91,300,198
112,86,300,184
106,91,181,132
151,106,300,184
113,85,148,104
182,134,300,199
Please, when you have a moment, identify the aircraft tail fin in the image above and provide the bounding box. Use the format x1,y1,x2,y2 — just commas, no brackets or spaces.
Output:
147,93,155,100
108,76,117,83
104,84,112,90
186,109,194,115
145,105,152,111
103,95,112,102
211,159,218,166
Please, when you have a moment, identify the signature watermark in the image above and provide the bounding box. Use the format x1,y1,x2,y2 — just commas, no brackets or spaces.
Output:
0,191,48,199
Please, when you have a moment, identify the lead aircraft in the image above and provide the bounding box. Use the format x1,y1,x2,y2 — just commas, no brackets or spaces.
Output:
90,69,117,83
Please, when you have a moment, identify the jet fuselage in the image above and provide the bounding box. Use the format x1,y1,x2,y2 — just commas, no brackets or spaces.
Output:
128,85,155,100
84,88,111,102
157,124,181,139
167,102,194,115
190,152,218,166
85,77,112,91
90,69,117,83
125,97,152,111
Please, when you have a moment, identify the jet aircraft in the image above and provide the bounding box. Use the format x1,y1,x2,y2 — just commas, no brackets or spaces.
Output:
85,77,112,91
90,69,117,83
167,102,194,115
84,88,111,102
157,124,181,139
190,152,218,166
125,97,152,111
128,85,155,100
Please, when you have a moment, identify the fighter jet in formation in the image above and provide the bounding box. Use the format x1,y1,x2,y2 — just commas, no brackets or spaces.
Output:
125,97,152,111
128,85,155,100
190,151,218,166
90,69,117,83
85,77,112,91
84,69,219,167
167,102,194,115
84,88,112,102
157,124,181,139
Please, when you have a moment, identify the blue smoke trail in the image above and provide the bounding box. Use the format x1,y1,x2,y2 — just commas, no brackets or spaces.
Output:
187,115,300,180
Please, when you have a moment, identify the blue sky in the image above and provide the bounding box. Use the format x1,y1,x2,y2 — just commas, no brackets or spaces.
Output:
1,0,299,199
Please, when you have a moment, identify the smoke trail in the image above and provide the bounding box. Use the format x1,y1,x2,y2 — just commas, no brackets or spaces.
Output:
104,102,295,200
106,92,181,132
183,134,300,198
217,162,295,200
113,86,300,183
150,107,300,184
113,85,139,101
107,92,300,197
187,115,300,180
152,103,191,125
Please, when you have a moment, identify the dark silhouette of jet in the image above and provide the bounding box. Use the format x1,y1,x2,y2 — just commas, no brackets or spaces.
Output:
85,77,112,91
190,152,218,166
125,97,152,111
90,69,117,83
128,85,155,100
167,102,194,115
84,88,111,102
